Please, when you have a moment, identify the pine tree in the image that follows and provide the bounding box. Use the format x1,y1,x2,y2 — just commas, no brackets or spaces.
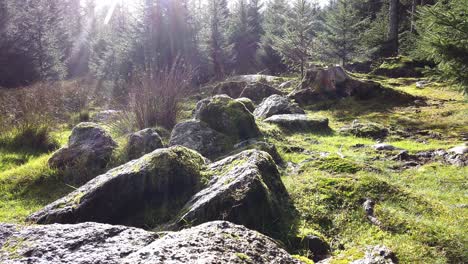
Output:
259,0,290,74
320,0,363,66
272,0,315,78
387,0,399,56
207,0,230,79
229,0,263,74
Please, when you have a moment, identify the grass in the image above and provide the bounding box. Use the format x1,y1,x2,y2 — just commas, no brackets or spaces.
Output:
0,74,466,263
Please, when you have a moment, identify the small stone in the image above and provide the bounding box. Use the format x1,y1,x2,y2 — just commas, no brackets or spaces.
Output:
373,143,398,151
448,144,468,155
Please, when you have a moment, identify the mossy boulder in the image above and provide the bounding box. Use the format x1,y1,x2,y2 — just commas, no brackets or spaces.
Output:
28,146,206,228
127,128,164,160
230,139,283,165
174,150,296,241
212,81,247,98
264,114,330,132
339,120,389,139
239,82,283,103
194,95,261,140
236,97,256,112
48,122,117,183
169,120,233,160
254,94,305,119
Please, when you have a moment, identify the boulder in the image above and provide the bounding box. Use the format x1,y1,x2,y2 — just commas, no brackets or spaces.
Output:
351,245,398,264
212,81,247,98
28,146,206,228
291,235,331,262
228,74,280,83
239,82,283,103
0,222,157,264
124,221,301,264
91,110,122,123
254,94,305,119
48,122,117,182
448,144,468,155
236,97,256,112
373,143,398,151
174,150,295,240
127,128,164,160
231,139,283,165
339,121,388,139
194,95,261,140
0,221,301,264
264,114,330,132
372,56,424,78
169,120,233,160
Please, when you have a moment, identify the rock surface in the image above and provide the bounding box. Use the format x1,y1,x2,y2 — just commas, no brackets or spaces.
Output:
264,114,330,132
124,221,301,264
240,82,283,103
194,95,261,140
48,122,117,182
351,245,397,264
231,139,283,165
0,221,301,264
254,94,305,119
28,146,206,228
448,144,468,155
127,128,164,160
175,150,295,240
373,143,398,151
212,81,247,98
339,121,388,139
169,120,233,160
0,222,157,264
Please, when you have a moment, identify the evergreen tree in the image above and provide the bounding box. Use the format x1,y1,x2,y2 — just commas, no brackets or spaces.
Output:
272,0,315,78
259,0,289,74
207,0,230,79
319,0,363,66
415,0,468,92
387,0,399,56
229,0,263,74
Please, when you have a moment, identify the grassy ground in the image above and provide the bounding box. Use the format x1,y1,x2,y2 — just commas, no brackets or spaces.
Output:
263,78,467,263
0,75,466,263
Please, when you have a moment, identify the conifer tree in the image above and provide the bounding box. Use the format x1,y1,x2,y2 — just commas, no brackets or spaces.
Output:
272,0,315,78
208,0,230,79
320,0,363,66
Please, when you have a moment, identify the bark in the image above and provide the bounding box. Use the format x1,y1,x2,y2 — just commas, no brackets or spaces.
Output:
388,0,399,56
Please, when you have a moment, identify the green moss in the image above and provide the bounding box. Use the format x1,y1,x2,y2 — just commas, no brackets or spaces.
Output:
235,252,252,262
292,255,315,264
1,237,26,259
302,156,362,174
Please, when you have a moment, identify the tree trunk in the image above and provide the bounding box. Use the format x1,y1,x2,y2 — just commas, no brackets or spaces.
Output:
388,0,399,56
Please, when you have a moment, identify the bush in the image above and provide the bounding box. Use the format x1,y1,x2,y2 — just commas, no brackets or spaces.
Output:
129,59,194,129
0,124,59,152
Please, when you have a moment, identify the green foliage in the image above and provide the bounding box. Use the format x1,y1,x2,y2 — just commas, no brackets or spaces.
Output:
319,0,365,66
415,0,468,92
0,125,59,153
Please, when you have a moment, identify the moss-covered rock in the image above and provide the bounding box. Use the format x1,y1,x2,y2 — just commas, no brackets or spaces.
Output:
254,94,305,119
174,150,296,241
28,146,207,228
48,122,117,183
126,128,164,160
339,121,389,139
236,97,256,112
194,95,261,140
239,82,283,103
372,56,425,78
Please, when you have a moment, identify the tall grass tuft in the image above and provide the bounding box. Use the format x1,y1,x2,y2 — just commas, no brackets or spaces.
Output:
129,59,194,129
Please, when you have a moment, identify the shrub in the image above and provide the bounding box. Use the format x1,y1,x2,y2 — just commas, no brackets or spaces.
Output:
129,59,194,129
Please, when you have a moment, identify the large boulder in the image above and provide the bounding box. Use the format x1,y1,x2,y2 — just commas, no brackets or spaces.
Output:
231,139,283,165
254,94,305,119
0,221,301,264
28,146,206,228
127,128,164,160
0,222,157,264
351,245,398,264
264,114,330,132
194,95,261,140
174,150,295,240
169,120,233,160
239,82,283,103
212,81,247,98
339,120,389,139
48,122,117,183
124,221,301,264
372,56,424,78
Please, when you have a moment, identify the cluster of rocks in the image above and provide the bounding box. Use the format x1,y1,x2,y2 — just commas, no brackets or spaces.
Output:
212,81,283,103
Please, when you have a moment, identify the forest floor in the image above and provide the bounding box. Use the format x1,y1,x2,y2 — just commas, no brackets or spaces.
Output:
0,74,466,263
